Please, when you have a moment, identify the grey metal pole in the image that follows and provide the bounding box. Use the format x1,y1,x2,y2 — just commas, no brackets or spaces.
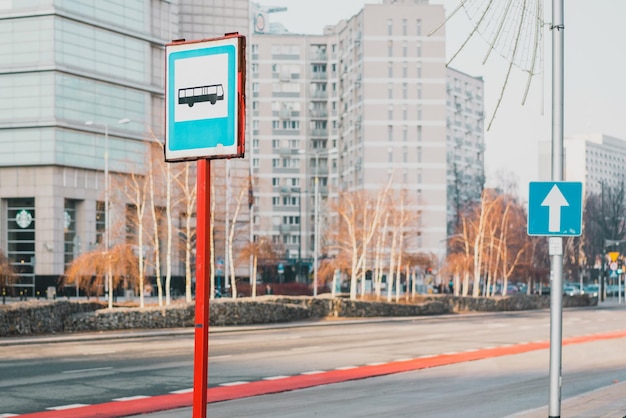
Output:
549,0,564,416
105,123,111,308
313,153,319,297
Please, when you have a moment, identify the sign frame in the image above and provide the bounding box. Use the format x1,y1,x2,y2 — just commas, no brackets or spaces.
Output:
527,181,583,237
165,33,246,162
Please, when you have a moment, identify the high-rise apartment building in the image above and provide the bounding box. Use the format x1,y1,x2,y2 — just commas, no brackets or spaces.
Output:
538,133,626,195
250,0,485,270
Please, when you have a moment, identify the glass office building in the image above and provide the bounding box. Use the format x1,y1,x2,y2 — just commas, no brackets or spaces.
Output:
0,0,175,295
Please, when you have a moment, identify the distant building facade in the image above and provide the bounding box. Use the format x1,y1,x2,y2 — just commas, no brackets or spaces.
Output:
249,0,485,269
0,0,252,296
538,133,626,195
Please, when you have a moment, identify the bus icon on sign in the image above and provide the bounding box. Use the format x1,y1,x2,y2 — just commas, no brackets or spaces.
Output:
178,84,224,107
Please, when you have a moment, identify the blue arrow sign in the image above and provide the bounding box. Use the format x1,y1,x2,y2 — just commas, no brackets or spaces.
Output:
528,182,583,236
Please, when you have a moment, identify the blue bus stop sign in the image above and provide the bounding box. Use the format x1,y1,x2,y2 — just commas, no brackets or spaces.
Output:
527,182,583,236
165,34,245,162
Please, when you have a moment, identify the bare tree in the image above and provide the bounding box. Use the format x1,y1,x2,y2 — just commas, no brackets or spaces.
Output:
175,163,197,303
328,181,392,300
0,250,17,294
226,182,248,299
147,141,165,306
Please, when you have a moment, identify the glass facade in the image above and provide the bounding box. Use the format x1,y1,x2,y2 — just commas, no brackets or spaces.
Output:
7,198,36,295
63,199,77,267
0,0,250,291
55,17,149,84
0,0,174,288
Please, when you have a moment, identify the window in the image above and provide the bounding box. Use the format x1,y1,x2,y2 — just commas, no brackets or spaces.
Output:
64,199,77,268
96,200,105,244
387,19,392,36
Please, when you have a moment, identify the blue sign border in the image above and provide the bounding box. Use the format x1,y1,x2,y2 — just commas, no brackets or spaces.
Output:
167,45,236,152
527,181,583,236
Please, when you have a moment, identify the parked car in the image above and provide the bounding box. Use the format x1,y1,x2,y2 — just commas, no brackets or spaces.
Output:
563,285,581,296
583,284,599,297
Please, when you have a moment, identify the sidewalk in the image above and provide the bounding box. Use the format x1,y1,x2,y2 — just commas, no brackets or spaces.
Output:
509,380,626,418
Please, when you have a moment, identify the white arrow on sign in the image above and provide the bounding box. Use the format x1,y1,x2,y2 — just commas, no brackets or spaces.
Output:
541,185,569,232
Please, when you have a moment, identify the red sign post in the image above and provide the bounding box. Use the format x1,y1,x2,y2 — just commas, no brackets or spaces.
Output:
165,33,246,418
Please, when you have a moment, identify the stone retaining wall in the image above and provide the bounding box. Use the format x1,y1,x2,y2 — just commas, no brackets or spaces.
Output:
0,294,597,337
0,300,104,336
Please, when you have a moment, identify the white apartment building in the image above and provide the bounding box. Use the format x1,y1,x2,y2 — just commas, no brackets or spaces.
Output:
250,0,485,274
538,133,626,196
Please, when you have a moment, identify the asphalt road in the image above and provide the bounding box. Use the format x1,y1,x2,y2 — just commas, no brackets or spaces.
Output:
1,303,625,416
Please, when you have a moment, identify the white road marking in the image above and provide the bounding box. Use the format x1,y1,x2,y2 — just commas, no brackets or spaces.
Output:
0,414,19,417
113,396,150,401
46,404,89,410
81,350,117,355
291,346,321,351
393,358,413,362
210,355,233,360
219,381,249,386
301,370,325,375
366,362,387,366
170,388,194,394
62,367,113,374
263,375,289,380
335,366,357,370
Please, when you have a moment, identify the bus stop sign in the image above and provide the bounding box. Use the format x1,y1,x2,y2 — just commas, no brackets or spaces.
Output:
165,34,246,162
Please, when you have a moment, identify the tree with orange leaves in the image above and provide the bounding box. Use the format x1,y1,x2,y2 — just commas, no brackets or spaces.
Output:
63,244,139,304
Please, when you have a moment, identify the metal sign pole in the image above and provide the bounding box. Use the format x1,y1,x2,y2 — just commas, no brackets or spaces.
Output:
549,0,564,416
193,158,211,418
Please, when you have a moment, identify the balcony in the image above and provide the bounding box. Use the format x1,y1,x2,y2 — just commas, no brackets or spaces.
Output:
310,128,328,137
311,90,328,99
310,72,328,80
309,109,328,118
310,52,328,62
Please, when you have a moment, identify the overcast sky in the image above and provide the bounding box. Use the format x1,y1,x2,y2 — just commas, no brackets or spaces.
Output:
257,0,626,200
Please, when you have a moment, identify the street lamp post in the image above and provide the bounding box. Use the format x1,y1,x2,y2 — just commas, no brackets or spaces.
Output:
85,118,130,308
313,154,320,297
290,186,303,283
